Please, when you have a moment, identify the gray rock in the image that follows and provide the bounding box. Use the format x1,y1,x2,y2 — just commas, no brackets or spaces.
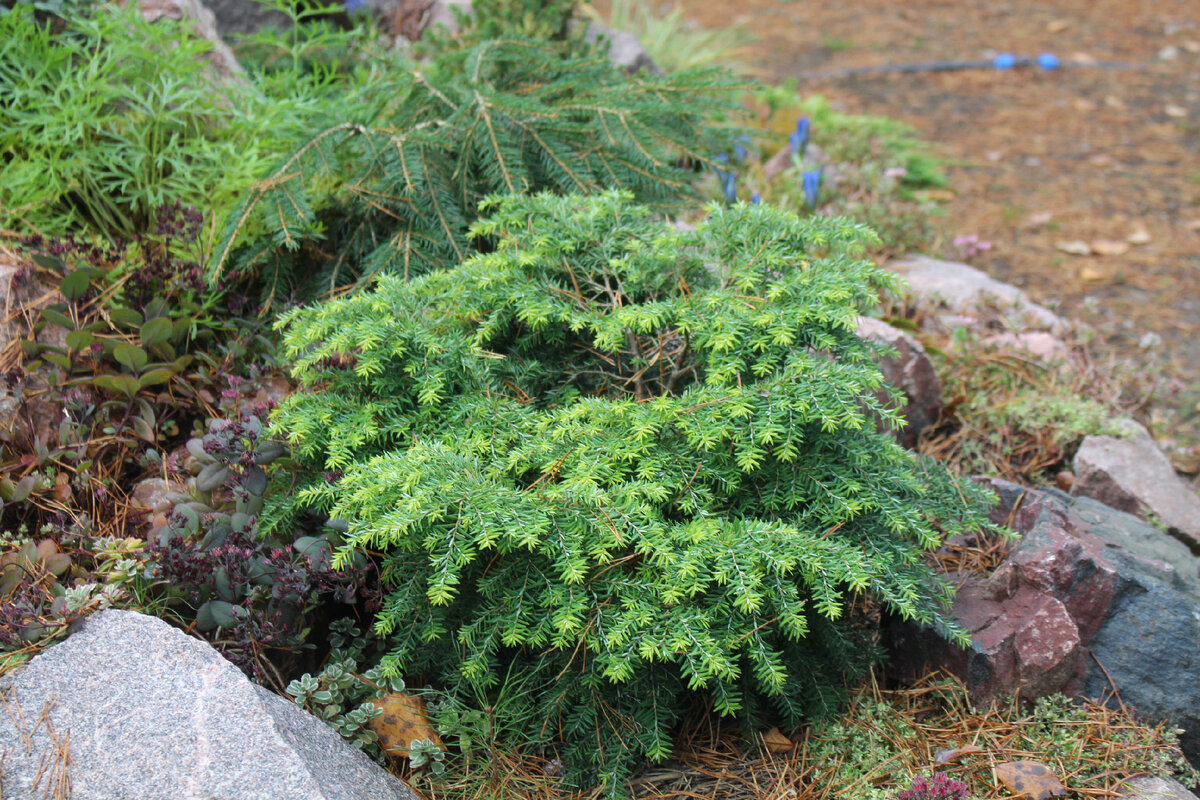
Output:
424,0,473,36
134,0,246,81
584,22,664,76
855,316,941,448
1121,776,1200,800
0,610,418,800
1074,496,1200,763
1073,419,1200,554
887,255,1065,334
205,0,293,36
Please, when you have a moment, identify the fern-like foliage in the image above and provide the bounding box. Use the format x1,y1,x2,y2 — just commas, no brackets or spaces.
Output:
0,5,269,239
270,192,995,790
213,38,743,300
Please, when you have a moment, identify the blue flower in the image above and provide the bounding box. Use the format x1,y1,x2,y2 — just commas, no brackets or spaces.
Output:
712,154,740,203
733,135,752,164
722,171,737,205
791,118,811,157
1037,52,1060,71
751,192,761,204
993,53,1016,70
802,169,822,209
344,0,367,12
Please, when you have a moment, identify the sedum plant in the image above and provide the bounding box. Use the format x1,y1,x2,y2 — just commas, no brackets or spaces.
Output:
269,191,995,789
286,619,404,756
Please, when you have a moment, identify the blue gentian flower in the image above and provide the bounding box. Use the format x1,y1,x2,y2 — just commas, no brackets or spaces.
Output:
802,168,822,209
993,53,1016,70
791,118,811,157
344,0,367,12
713,154,740,204
722,172,737,205
733,135,751,164
751,192,761,204
1037,52,1060,70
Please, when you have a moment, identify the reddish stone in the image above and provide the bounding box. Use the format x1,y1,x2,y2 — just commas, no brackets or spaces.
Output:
1011,593,1080,697
885,478,1115,705
855,316,942,449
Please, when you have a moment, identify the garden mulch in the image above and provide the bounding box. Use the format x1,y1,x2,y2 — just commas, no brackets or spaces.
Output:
682,0,1200,457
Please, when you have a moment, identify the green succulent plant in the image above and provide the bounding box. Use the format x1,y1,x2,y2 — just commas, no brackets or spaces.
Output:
286,619,407,757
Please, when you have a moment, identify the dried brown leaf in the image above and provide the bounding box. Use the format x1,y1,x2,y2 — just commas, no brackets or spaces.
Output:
1090,239,1131,256
1126,228,1152,245
367,693,444,757
994,760,1067,799
1055,240,1091,255
761,726,794,754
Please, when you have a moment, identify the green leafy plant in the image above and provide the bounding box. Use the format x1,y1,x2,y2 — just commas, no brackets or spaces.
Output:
408,737,448,774
147,405,378,679
3,204,276,535
268,191,996,789
213,37,743,299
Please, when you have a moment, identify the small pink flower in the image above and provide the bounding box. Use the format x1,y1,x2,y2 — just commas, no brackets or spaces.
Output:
953,234,993,260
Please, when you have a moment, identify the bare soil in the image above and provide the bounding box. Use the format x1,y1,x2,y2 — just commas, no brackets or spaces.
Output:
682,0,1200,451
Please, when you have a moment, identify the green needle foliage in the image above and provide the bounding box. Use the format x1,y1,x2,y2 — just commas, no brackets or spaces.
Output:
213,38,743,300
270,191,995,790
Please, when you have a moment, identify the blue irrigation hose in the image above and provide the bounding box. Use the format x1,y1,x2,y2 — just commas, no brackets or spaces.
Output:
799,52,1138,81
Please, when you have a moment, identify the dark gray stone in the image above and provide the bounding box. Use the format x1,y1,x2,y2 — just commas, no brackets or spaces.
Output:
0,610,418,800
1072,495,1200,764
205,0,293,36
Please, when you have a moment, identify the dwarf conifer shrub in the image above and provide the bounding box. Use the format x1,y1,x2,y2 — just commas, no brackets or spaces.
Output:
213,38,741,299
270,191,995,788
